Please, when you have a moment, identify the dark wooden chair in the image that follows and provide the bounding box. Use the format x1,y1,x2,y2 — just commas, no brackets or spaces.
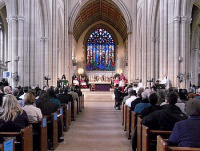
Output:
0,125,33,151
0,139,15,151
157,135,200,151
142,125,172,151
76,98,79,115
30,118,48,151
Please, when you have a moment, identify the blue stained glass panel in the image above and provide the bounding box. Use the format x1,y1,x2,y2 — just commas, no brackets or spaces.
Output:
86,28,115,71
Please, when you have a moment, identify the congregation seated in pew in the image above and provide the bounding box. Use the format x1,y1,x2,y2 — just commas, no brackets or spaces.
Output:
142,92,188,130
36,91,64,143
168,98,200,148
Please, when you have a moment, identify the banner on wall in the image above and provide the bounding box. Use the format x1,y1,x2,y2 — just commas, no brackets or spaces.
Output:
3,71,11,78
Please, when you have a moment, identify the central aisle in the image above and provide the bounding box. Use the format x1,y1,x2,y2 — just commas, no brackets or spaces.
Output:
56,102,132,151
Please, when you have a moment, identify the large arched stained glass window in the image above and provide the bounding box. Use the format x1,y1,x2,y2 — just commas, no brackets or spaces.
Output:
86,28,115,71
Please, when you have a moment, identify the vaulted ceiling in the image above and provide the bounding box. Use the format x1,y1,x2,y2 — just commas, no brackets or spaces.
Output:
73,0,127,41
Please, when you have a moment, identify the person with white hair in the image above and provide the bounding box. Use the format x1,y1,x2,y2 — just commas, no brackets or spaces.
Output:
125,90,137,107
3,86,12,94
134,90,151,114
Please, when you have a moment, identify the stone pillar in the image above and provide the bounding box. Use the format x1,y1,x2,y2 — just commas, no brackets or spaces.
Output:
142,0,147,87
68,32,73,84
163,0,168,76
159,0,164,78
7,15,18,87
180,16,187,88
17,15,25,86
127,32,132,82
173,16,181,87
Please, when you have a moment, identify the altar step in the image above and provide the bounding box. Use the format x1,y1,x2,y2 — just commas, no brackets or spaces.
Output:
83,91,115,102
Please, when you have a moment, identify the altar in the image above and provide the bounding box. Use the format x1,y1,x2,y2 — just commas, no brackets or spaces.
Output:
89,81,111,91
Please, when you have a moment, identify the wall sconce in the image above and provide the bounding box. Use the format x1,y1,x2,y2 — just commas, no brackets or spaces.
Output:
72,59,77,66
78,68,84,75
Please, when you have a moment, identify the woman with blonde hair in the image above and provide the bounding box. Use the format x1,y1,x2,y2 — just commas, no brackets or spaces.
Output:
0,94,29,132
23,92,43,122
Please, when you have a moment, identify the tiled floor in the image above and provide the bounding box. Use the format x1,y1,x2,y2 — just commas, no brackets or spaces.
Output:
56,102,132,151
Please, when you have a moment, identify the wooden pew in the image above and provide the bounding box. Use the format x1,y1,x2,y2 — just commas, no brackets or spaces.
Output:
126,106,132,139
157,135,200,151
142,125,172,151
122,102,125,126
124,104,127,131
61,103,70,131
30,118,47,151
82,94,84,109
46,112,59,150
68,102,71,126
57,108,64,137
78,96,82,112
71,99,77,121
131,111,137,138
0,125,33,151
137,116,142,151
76,98,79,115
0,139,15,151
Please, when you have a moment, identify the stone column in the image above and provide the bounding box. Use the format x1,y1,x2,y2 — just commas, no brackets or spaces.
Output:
180,16,187,88
159,0,164,78
17,15,25,86
163,0,168,76
127,32,132,82
173,16,181,87
9,16,18,87
142,0,147,87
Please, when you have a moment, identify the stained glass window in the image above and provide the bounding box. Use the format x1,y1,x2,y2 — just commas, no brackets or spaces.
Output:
86,28,115,71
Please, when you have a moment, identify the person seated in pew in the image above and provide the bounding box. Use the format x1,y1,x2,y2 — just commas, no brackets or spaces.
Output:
141,93,161,117
168,98,200,148
56,87,73,104
131,87,144,111
125,89,137,107
123,87,133,103
142,92,188,130
22,92,43,122
47,89,61,108
134,90,152,114
0,94,29,131
74,86,82,97
68,86,78,100
12,88,24,107
36,91,64,142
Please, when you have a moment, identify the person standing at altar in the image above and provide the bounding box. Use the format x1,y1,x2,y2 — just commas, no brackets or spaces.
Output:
61,74,68,88
72,73,77,84
120,73,125,80
119,79,125,92
114,77,120,88
159,74,170,89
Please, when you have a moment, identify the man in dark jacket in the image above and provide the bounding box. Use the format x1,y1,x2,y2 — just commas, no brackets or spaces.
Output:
57,88,73,104
168,98,200,148
142,92,188,130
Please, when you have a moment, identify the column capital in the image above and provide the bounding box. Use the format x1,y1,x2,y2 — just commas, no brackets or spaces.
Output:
6,15,25,23
173,16,181,22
